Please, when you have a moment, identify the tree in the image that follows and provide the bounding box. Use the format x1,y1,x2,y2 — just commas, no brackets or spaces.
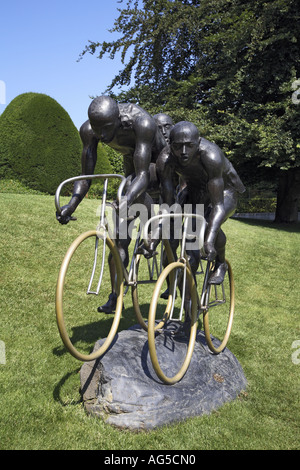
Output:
81,0,300,222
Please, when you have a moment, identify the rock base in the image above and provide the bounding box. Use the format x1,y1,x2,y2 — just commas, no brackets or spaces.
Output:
80,323,247,431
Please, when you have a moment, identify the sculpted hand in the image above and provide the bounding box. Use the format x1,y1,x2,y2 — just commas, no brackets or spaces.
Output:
137,241,158,259
204,242,217,262
56,204,77,225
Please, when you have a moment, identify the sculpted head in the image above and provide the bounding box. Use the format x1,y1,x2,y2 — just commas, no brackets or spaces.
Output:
170,121,200,166
153,113,174,143
88,96,120,143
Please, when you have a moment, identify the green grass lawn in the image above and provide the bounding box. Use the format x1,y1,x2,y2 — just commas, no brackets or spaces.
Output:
0,192,299,450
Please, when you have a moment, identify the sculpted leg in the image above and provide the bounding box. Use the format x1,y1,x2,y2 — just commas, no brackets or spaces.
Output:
209,189,237,285
209,229,227,285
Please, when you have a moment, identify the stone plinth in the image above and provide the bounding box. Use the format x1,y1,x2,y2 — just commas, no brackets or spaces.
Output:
80,323,247,431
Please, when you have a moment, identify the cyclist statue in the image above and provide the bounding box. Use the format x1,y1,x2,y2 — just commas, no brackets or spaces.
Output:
153,113,174,144
155,120,245,285
56,95,168,313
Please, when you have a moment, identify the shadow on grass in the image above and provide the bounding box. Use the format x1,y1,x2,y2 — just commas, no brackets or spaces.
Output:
233,216,300,233
52,304,148,406
52,306,140,406
52,306,141,359
53,300,183,366
53,368,82,406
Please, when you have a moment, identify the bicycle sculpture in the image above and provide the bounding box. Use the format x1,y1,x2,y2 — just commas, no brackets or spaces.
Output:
54,100,245,386
143,120,245,384
144,212,234,385
55,174,174,362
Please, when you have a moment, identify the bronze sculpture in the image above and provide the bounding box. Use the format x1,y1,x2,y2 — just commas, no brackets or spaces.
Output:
55,102,245,376
56,95,244,313
56,96,167,222
57,96,168,313
155,120,245,285
153,113,174,144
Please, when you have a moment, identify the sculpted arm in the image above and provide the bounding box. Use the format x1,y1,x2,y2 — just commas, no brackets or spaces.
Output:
203,151,226,260
57,120,99,224
156,149,176,207
139,149,175,254
123,116,156,207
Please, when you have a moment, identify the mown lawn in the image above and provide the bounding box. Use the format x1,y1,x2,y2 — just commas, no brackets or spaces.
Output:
0,192,299,450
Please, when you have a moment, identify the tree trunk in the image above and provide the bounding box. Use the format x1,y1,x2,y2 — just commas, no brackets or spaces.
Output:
275,169,300,223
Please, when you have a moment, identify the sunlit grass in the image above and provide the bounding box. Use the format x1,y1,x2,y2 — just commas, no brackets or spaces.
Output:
0,192,299,449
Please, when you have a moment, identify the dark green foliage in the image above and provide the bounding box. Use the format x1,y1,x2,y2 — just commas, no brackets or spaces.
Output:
81,0,300,221
0,92,82,194
95,144,114,175
104,144,124,175
86,143,124,200
237,196,277,214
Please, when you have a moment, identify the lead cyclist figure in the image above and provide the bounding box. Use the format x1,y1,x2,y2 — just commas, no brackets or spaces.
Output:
56,96,168,313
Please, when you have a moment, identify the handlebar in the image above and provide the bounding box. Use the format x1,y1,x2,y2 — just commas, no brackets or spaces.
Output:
55,174,127,216
143,212,207,252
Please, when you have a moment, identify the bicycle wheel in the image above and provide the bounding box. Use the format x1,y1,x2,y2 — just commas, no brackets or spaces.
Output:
131,239,175,331
56,230,124,361
148,261,198,385
202,259,234,354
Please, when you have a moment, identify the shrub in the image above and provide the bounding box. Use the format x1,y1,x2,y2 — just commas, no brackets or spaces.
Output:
0,92,82,194
237,196,277,213
105,145,124,175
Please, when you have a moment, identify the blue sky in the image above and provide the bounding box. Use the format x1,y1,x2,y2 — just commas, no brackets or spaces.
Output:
0,0,127,129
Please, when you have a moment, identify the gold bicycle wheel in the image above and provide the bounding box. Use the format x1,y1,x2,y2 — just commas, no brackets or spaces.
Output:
56,230,124,362
203,259,234,354
131,239,175,331
148,261,198,385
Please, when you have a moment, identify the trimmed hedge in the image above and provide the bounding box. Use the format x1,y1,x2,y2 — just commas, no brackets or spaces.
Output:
0,92,124,198
0,92,82,194
88,144,117,199
237,196,277,213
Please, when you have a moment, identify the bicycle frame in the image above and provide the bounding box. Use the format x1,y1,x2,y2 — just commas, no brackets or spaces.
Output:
125,233,164,288
143,212,205,320
55,173,164,296
55,174,127,294
143,211,227,320
55,174,127,218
